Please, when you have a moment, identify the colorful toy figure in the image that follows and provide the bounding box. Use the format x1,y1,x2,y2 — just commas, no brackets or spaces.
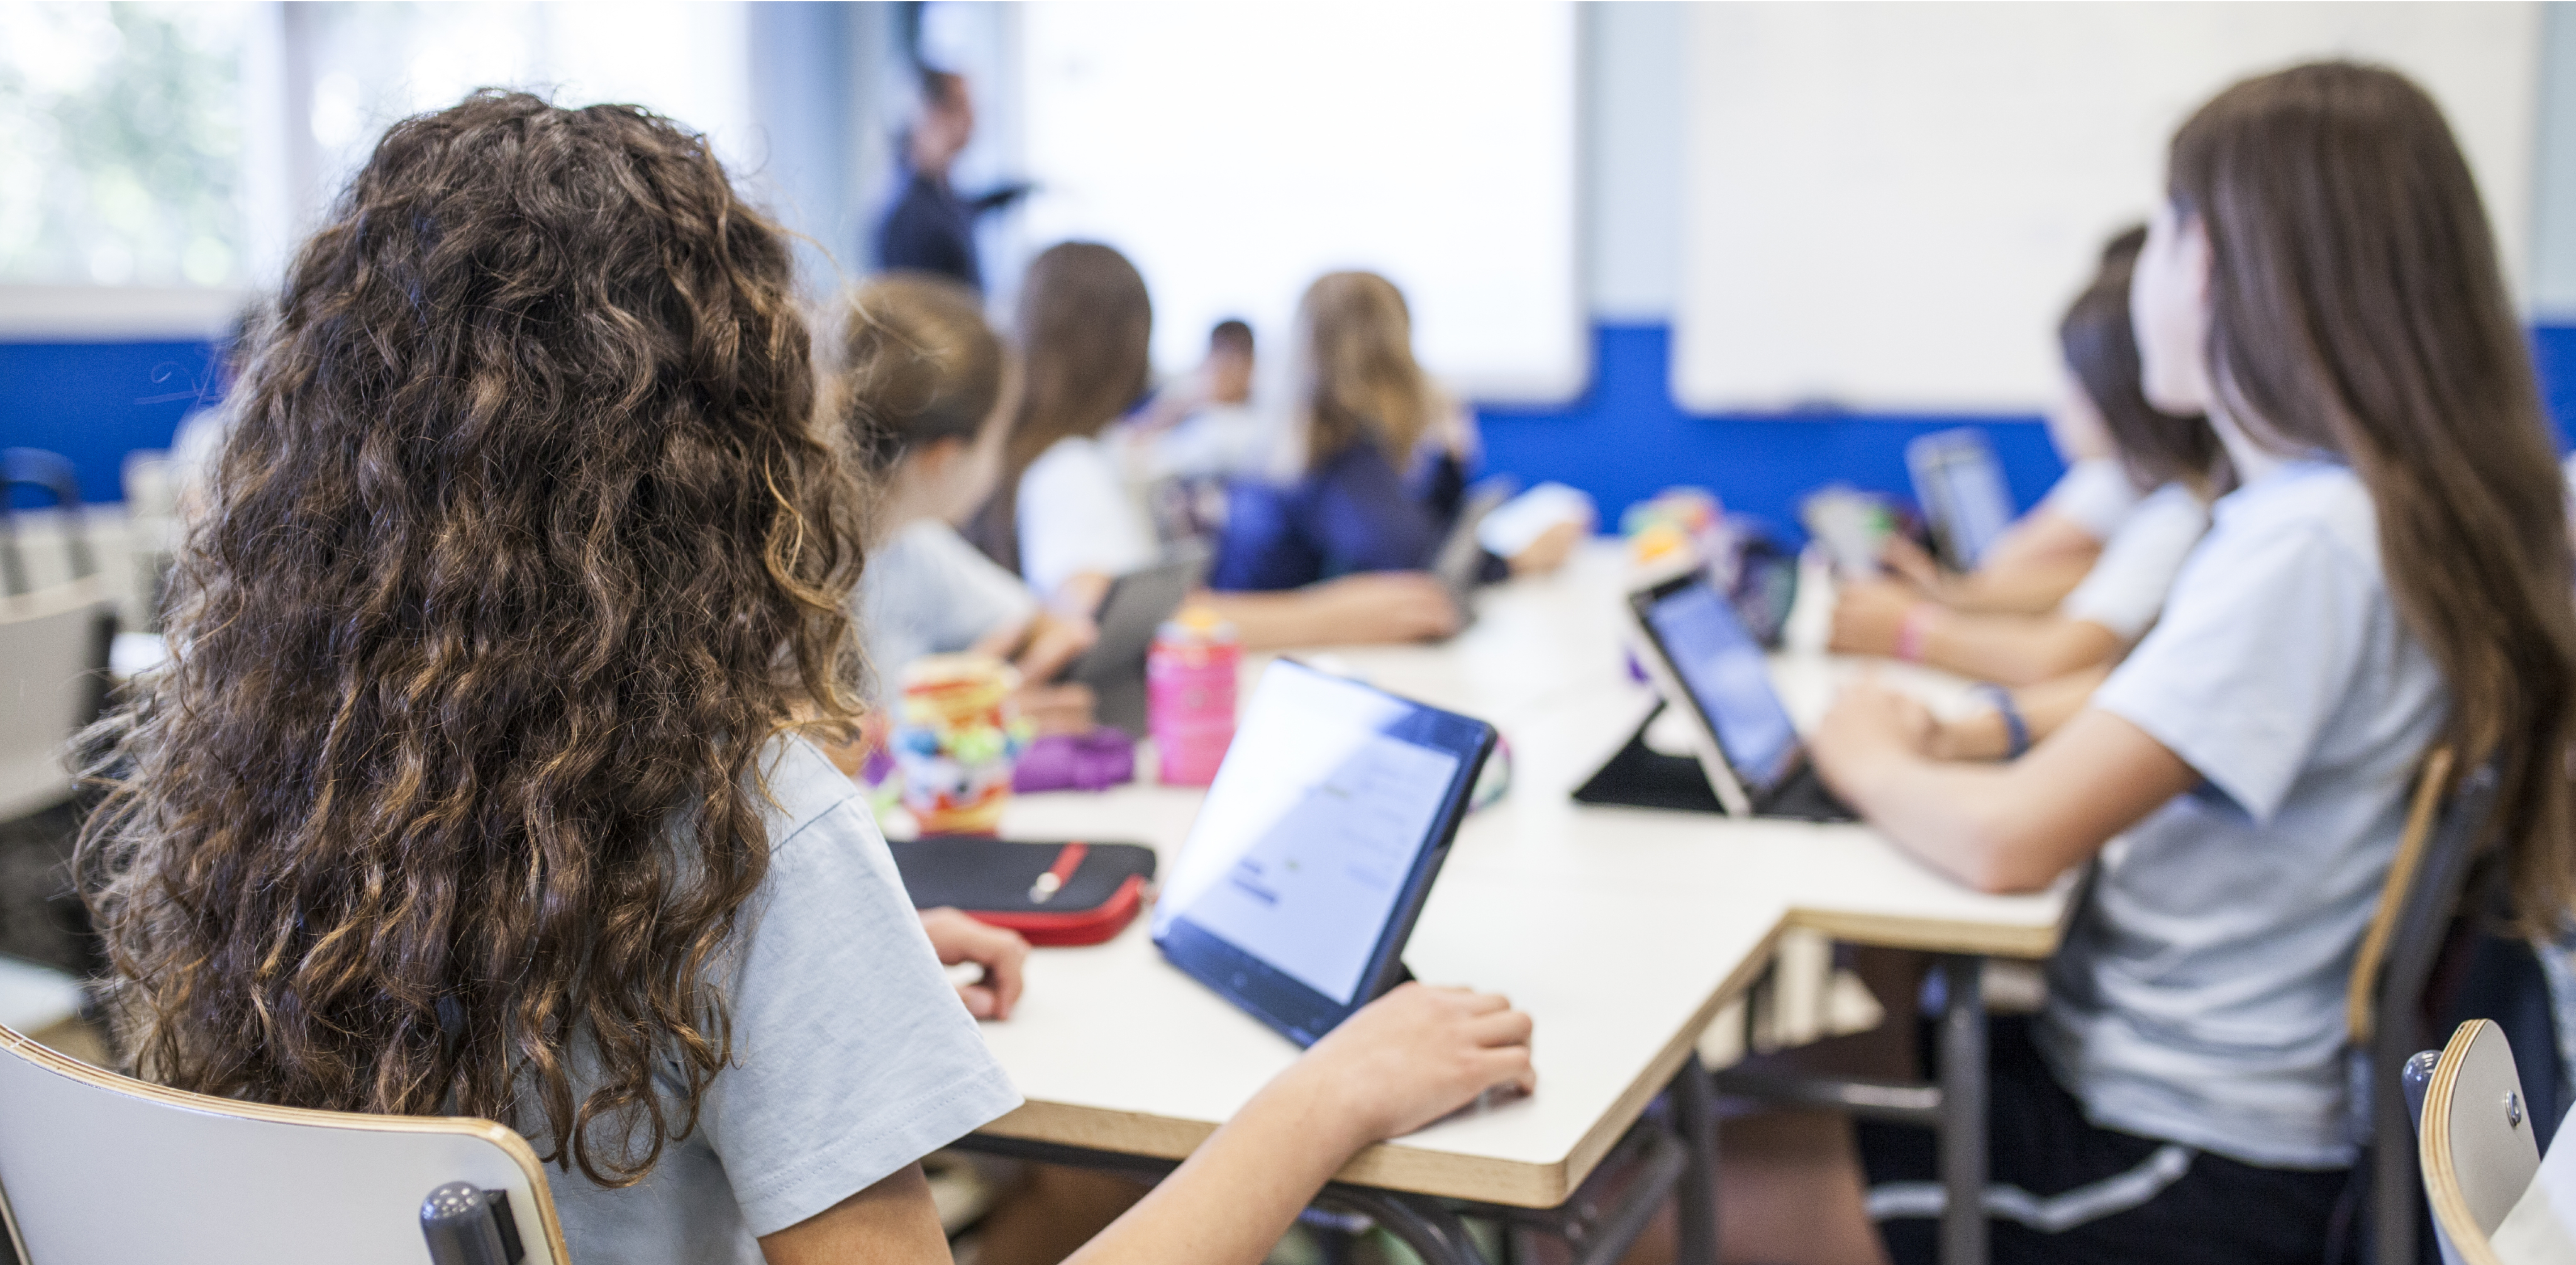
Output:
891,654,1034,835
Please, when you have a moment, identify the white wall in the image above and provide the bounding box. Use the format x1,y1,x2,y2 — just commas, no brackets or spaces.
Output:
1582,2,1685,322
2536,3,2576,319
1584,0,2576,327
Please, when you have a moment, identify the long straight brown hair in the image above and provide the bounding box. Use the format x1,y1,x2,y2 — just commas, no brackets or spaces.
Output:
2173,62,2576,929
77,92,869,1184
963,241,1152,574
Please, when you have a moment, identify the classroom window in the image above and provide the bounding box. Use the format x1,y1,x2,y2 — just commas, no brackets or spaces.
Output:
0,2,250,287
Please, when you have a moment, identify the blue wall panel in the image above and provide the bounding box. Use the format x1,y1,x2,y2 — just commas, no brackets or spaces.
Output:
1475,323,2064,545
0,340,217,506
9,321,2576,526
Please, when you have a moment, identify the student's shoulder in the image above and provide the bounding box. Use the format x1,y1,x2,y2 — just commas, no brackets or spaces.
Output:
2205,461,2381,577
755,736,878,854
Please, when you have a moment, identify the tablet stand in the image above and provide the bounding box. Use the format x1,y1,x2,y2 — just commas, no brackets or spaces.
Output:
1569,701,1726,814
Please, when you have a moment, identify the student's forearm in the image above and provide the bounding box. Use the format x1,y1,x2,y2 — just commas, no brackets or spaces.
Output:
1824,754,2055,892
1816,707,2199,896
1064,1063,1368,1265
1929,664,2115,761
1938,554,2097,615
1923,614,2120,686
1195,590,1322,650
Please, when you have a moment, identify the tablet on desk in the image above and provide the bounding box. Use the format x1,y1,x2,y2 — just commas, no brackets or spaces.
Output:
1623,571,1856,823
1061,546,1212,736
1431,482,1514,631
1906,427,2015,571
1153,659,1497,1046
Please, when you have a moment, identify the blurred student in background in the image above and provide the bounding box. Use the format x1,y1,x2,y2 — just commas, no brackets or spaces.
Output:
1831,227,2221,689
874,68,1027,293
1204,271,1582,611
836,272,1095,734
1788,62,2576,1265
1877,233,2182,616
1123,318,1275,548
965,241,1162,611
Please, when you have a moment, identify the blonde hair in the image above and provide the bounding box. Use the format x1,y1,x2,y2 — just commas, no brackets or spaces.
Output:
1294,271,1445,468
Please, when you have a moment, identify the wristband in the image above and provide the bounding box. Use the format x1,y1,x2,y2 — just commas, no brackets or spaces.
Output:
1971,683,2031,760
1893,603,1939,663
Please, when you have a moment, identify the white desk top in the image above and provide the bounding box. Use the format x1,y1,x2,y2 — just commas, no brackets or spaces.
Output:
970,545,2070,1206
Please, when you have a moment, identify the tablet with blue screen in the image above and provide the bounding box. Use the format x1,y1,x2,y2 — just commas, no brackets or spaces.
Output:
1623,571,1855,822
1152,660,1497,1046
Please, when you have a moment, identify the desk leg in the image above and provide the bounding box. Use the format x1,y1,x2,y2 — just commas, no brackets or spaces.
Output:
1673,1053,1720,1265
1936,955,1988,1265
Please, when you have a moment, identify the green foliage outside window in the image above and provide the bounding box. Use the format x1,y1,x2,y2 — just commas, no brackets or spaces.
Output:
0,3,245,286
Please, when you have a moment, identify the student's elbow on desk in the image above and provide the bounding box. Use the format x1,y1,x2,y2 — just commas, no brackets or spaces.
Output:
1910,798,2076,896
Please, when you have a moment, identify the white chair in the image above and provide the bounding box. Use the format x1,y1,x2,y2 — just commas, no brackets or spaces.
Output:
0,1021,571,1265
2419,1018,2576,1265
0,577,116,824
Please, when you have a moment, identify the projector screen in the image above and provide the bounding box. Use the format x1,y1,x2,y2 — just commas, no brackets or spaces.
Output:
1017,2,1582,402
1674,2,2543,414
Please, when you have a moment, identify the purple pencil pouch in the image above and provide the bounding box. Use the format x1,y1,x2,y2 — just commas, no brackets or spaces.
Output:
1012,728,1137,794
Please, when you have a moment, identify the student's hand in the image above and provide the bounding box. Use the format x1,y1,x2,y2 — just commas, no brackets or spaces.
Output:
972,609,1099,685
1309,572,1462,643
1828,581,1922,657
1809,679,1939,794
1015,681,1097,735
1506,519,1586,577
919,908,1029,1021
1879,535,1947,596
1017,610,1099,684
1278,983,1536,1149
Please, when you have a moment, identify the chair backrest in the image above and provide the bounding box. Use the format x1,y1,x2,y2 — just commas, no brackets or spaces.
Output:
0,450,92,599
2351,752,2502,1265
0,1022,570,1265
2421,1019,2543,1265
0,579,116,823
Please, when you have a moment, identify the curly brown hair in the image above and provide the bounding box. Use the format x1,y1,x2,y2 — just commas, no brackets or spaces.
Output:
76,91,869,1186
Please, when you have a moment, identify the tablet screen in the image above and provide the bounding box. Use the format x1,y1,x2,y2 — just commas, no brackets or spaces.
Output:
1154,662,1466,1006
1910,431,2014,568
1641,580,1801,794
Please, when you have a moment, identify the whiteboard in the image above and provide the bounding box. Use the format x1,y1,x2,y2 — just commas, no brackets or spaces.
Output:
1675,2,2542,414
1016,2,1582,401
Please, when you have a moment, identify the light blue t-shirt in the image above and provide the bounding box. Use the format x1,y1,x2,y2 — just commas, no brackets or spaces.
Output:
538,738,1023,1261
861,518,1039,700
2038,459,2447,1169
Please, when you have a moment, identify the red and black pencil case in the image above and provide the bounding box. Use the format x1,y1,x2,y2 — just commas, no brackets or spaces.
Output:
890,838,1158,947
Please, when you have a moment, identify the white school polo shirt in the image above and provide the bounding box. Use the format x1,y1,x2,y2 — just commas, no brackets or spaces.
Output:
2037,459,2446,1169
860,518,1039,700
1017,435,1158,598
538,738,1023,1261
2039,457,2144,543
2056,482,2210,643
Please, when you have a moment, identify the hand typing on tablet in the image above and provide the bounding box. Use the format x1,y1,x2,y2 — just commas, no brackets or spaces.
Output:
1280,983,1538,1146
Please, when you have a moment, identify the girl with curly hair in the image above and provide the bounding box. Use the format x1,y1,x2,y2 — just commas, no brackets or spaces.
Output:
78,91,1532,1265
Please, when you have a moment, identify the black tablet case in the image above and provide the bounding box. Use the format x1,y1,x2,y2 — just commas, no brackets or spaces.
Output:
1570,702,1726,813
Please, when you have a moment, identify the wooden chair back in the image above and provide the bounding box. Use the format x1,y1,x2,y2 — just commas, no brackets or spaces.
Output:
0,1021,570,1265
2347,750,2504,1265
2420,1018,2545,1265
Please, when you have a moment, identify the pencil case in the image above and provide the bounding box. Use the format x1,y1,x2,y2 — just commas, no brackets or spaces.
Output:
889,837,1157,947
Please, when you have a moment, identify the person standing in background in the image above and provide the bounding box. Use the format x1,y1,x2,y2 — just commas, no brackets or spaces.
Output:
874,68,1027,292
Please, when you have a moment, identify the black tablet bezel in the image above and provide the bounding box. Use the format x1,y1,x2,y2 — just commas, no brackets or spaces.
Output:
1625,570,1807,806
1153,661,1497,1048
1063,545,1212,688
